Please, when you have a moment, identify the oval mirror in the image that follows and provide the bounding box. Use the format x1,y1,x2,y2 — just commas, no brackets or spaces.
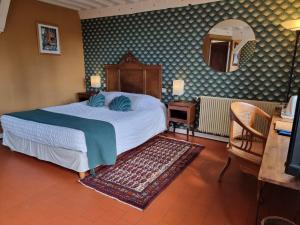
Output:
203,19,256,72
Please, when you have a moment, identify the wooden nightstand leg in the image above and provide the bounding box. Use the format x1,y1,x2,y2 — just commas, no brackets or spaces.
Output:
173,122,176,133
79,172,86,179
187,127,189,140
192,125,195,136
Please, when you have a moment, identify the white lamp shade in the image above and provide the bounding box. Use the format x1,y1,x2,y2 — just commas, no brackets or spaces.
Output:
281,19,300,31
173,79,184,96
90,75,101,88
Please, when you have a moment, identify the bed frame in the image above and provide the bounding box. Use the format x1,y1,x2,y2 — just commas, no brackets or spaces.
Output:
78,54,163,178
104,52,162,99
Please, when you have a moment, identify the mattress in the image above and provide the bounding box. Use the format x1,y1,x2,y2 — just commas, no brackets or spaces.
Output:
3,131,89,172
1,101,167,155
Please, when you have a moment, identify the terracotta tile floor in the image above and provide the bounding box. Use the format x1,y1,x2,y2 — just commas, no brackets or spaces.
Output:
0,133,299,225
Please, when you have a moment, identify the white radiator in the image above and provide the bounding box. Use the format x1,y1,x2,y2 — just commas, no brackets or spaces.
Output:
198,96,280,137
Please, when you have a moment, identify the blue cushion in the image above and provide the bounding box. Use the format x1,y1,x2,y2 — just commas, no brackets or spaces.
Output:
87,94,105,107
109,95,131,111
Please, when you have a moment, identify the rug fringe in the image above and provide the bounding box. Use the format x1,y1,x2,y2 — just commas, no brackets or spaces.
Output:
158,134,204,147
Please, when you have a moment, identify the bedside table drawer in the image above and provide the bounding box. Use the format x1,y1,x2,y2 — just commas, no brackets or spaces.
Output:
169,109,187,121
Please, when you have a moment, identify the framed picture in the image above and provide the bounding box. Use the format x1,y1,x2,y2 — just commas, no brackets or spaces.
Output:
37,23,61,55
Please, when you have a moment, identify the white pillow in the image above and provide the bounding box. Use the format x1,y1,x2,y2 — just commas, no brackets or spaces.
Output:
101,91,124,106
101,91,162,110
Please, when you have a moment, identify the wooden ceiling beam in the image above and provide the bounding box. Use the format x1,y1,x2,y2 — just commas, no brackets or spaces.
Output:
109,0,127,4
72,0,103,8
93,0,116,7
38,0,84,10
58,0,93,9
126,0,140,2
88,0,107,7
80,0,220,19
39,0,221,18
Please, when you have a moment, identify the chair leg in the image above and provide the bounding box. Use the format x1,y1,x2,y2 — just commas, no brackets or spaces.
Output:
218,157,232,182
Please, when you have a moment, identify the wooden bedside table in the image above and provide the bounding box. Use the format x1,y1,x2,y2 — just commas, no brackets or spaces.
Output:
167,101,196,140
77,92,97,102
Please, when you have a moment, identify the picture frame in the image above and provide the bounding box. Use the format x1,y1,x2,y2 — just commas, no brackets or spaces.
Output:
37,23,61,55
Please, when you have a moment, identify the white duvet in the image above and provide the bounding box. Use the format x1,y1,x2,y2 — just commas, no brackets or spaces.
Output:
1,92,167,155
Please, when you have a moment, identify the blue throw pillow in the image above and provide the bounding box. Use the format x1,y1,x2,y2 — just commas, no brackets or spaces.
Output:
109,95,131,111
87,94,105,107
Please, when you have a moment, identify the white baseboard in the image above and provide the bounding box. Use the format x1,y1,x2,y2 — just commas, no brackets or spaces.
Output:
169,128,228,143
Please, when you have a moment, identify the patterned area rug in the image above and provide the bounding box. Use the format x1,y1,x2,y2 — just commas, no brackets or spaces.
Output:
80,135,204,210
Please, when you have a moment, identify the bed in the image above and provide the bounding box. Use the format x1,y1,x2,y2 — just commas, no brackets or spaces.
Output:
1,53,166,178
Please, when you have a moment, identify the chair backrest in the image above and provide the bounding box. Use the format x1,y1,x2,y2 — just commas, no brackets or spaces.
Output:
231,102,257,138
229,102,271,157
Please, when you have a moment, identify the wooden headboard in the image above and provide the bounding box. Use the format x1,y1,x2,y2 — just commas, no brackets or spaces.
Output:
104,53,162,99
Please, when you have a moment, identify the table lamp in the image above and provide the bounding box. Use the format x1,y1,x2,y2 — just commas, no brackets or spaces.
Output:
281,19,300,103
90,74,101,89
173,79,184,101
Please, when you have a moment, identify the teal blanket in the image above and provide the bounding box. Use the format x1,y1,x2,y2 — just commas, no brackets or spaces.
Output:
6,109,117,170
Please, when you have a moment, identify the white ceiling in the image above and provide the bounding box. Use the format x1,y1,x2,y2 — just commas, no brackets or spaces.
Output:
37,0,220,19
38,0,147,11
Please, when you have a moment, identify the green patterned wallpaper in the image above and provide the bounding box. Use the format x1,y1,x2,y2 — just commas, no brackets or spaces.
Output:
81,0,300,103
240,41,257,67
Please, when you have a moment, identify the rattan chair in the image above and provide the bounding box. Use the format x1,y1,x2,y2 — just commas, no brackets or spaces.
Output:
218,102,272,181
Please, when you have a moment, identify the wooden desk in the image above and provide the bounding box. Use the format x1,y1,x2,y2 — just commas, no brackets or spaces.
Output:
256,116,300,224
258,116,300,190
